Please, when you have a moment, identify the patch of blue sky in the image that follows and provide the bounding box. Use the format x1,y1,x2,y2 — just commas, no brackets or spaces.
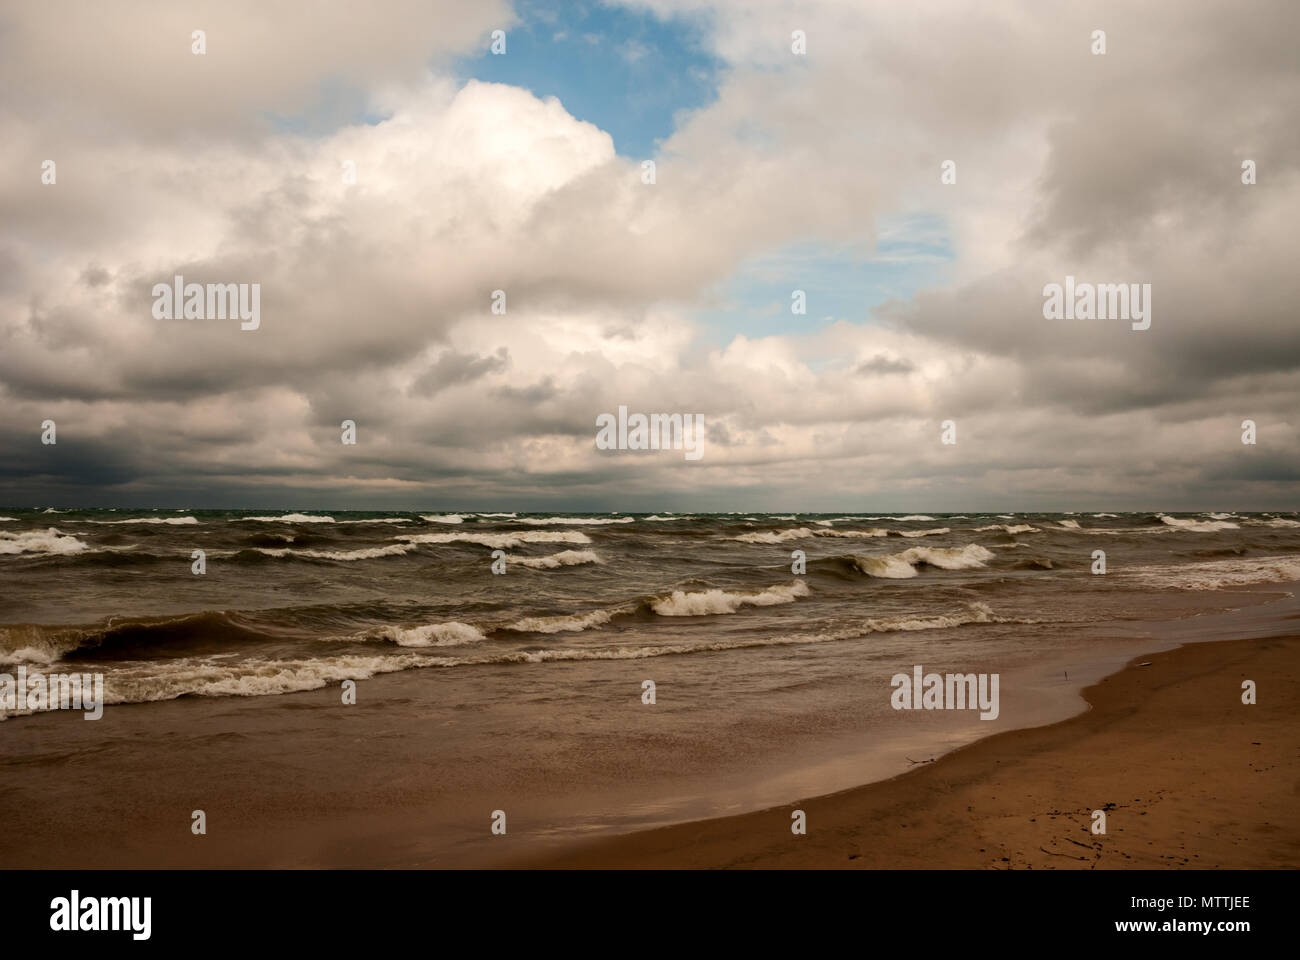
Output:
456,0,722,158
691,213,956,347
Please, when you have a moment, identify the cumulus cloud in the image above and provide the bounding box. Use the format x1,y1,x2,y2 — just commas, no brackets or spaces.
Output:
0,0,1296,509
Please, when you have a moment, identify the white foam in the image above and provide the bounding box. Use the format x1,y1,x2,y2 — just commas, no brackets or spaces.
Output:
371,621,486,647
256,543,416,561
82,653,434,712
730,527,887,544
397,530,591,549
651,580,810,616
1159,515,1239,532
1057,519,1081,529
902,544,996,569
731,527,818,544
82,516,200,525
0,528,90,556
1137,555,1300,590
420,514,464,524
851,554,919,578
237,514,336,523
974,523,1038,534
514,516,634,526
504,609,617,634
852,543,995,578
506,549,602,569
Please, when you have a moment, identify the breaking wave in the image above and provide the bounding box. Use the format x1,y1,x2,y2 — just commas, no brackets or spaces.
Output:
397,531,592,549
0,528,90,557
1158,515,1239,532
651,580,810,616
850,543,995,579
368,621,486,647
506,549,602,569
234,514,336,523
974,523,1038,534
1136,555,1300,590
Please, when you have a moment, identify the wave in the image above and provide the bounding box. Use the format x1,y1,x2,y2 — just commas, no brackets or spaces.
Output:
974,523,1038,534
241,532,296,546
336,518,413,524
850,553,919,579
731,527,817,544
0,517,16,522
502,609,619,634
1057,519,1082,529
255,544,417,561
80,516,199,525
233,514,336,523
851,543,995,579
368,621,485,647
514,516,635,526
505,549,602,569
0,610,279,665
1136,555,1300,590
890,527,950,538
35,653,437,716
650,580,810,616
397,531,592,549
1256,517,1300,528
0,528,90,557
1158,515,1239,532
730,527,887,544
420,514,464,524
3,600,1013,713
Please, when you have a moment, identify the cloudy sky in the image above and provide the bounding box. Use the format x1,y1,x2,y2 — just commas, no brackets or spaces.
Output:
2,0,1297,511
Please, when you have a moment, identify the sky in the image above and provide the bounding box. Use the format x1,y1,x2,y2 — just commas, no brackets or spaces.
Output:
0,0,1297,511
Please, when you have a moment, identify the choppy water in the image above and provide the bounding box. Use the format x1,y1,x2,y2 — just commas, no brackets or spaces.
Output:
2,508,1298,719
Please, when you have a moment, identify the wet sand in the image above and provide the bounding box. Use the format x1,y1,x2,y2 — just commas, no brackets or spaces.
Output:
2,611,1296,869
524,634,1300,868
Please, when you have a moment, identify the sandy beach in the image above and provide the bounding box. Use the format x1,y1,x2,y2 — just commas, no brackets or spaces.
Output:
3,590,1297,870
525,633,1300,868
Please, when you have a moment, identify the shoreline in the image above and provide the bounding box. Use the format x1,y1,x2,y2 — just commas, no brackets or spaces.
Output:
519,631,1300,868
0,588,1295,869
